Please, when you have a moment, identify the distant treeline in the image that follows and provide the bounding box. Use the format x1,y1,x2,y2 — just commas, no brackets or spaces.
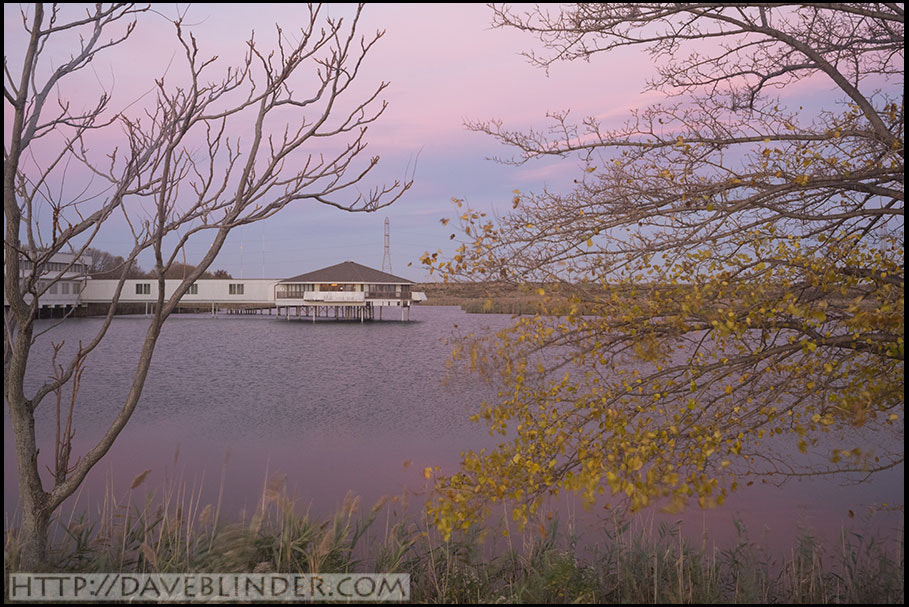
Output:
85,247,233,280
413,281,860,316
414,281,613,315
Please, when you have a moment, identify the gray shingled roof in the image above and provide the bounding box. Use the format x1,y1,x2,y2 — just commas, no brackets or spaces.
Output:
281,261,413,284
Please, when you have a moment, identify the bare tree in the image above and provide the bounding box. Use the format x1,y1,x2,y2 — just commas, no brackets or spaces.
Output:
426,4,902,538
84,246,144,278
4,3,411,568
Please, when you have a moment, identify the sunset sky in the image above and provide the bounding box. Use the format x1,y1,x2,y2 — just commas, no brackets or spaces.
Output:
4,3,667,280
4,3,842,280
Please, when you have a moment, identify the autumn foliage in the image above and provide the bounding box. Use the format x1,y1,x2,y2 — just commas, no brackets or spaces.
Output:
424,4,903,539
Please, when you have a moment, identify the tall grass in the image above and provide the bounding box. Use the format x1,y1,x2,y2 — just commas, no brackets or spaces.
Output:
4,467,904,604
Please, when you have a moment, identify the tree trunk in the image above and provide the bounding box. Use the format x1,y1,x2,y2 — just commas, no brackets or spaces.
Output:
10,400,51,569
7,316,52,570
18,493,51,571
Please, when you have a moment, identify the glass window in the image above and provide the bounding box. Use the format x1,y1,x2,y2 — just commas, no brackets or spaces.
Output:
136,283,150,295
188,283,198,295
229,283,244,295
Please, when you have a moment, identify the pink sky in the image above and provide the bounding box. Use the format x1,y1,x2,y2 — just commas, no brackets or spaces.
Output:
3,4,850,280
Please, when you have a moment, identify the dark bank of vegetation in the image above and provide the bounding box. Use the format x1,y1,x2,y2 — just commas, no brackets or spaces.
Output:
416,281,549,314
414,281,872,317
416,281,613,315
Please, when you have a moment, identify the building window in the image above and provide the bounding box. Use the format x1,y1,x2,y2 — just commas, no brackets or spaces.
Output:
187,283,198,295
278,283,313,298
136,283,151,295
229,283,244,295
61,282,70,295
369,283,406,298
49,283,58,294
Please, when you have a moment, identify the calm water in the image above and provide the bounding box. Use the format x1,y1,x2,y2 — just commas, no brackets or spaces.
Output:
4,306,904,555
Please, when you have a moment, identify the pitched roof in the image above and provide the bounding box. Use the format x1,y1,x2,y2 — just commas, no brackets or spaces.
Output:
281,261,413,284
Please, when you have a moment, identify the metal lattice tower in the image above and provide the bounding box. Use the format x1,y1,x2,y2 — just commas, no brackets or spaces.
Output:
382,217,392,274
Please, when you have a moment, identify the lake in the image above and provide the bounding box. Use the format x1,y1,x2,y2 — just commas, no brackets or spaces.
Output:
4,306,904,557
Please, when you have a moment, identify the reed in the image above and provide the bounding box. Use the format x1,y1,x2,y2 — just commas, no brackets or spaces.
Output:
4,470,904,604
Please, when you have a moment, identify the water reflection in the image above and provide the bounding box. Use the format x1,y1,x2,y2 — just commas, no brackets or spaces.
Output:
4,306,903,555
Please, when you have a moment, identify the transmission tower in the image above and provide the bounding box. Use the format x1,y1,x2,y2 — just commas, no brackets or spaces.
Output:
382,217,392,273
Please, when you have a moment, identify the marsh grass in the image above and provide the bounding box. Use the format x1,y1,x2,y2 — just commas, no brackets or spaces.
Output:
4,465,904,604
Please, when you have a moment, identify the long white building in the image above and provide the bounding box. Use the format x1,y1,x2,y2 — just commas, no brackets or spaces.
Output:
6,251,93,312
6,257,426,321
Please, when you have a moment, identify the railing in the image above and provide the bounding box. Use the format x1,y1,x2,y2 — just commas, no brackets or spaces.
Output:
276,291,412,301
275,291,311,299
303,291,366,303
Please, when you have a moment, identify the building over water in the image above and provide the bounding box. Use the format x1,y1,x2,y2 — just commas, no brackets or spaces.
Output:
6,254,425,321
5,251,93,315
276,261,424,321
